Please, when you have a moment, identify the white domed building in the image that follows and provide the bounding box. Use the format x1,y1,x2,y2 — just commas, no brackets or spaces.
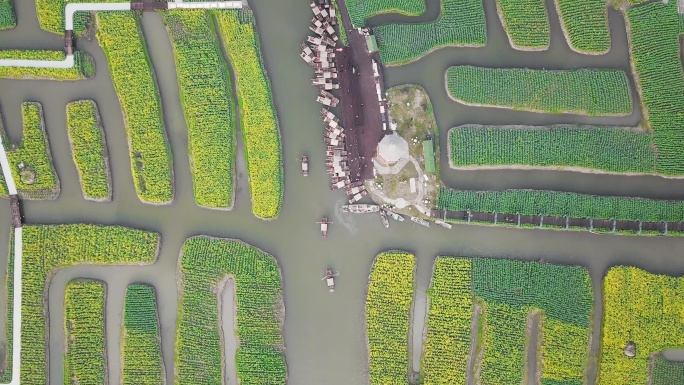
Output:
375,133,409,167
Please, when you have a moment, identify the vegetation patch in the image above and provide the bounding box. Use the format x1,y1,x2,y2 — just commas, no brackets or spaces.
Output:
0,225,159,383
66,100,111,201
176,236,286,385
215,10,283,219
162,10,236,209
448,125,656,174
375,0,486,66
346,0,426,28
36,0,114,34
446,66,632,116
421,258,592,385
96,12,173,203
627,2,684,175
0,0,14,30
555,0,610,54
0,102,60,199
438,187,684,223
599,267,684,385
366,251,415,384
0,50,94,80
64,279,107,385
421,258,472,384
495,0,549,50
651,354,684,385
121,284,164,385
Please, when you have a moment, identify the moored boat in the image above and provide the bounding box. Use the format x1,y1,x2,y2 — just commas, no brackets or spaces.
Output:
410,216,430,227
301,155,309,176
386,209,404,222
380,210,390,229
435,220,452,229
323,268,335,293
341,204,380,213
319,217,328,237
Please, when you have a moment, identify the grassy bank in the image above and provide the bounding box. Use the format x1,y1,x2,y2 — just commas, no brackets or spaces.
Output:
375,0,486,66
64,279,107,385
0,50,94,80
121,284,164,385
496,0,549,50
446,66,632,116
215,10,283,219
598,267,684,385
438,187,684,224
366,251,415,384
346,0,425,28
555,0,610,54
36,0,114,34
162,10,236,209
66,100,111,201
448,125,656,173
96,12,173,203
176,236,286,384
0,225,159,383
421,258,592,385
0,102,60,199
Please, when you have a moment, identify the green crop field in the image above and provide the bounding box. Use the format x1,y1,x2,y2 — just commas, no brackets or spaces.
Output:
96,12,173,203
496,0,549,50
176,236,286,385
64,280,107,385
421,258,472,384
163,10,236,209
0,0,14,30
332,0,348,45
0,225,159,384
438,187,684,224
66,100,110,201
122,284,164,385
0,50,93,80
0,102,60,199
556,0,610,53
627,2,684,175
651,354,684,385
36,0,117,34
448,125,657,173
599,267,684,385
375,0,486,66
215,10,283,219
346,0,425,28
420,258,592,385
366,251,415,384
446,66,632,116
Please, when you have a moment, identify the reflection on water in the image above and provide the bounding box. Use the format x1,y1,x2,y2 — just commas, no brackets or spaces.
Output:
0,0,683,384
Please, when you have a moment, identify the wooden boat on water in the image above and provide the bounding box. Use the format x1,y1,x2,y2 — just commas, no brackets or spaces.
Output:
435,220,452,229
410,216,430,227
341,204,380,213
380,210,390,229
301,155,309,176
386,209,404,222
322,268,336,293
318,217,329,237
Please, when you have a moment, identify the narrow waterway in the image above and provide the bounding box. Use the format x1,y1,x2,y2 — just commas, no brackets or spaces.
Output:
0,0,683,384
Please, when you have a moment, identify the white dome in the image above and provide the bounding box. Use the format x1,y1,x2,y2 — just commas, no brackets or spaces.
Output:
376,134,408,164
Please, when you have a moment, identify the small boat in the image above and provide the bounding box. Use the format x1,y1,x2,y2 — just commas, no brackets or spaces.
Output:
322,268,336,293
319,217,329,237
301,155,309,176
387,209,404,222
410,216,430,227
341,204,380,213
380,210,390,229
435,220,453,229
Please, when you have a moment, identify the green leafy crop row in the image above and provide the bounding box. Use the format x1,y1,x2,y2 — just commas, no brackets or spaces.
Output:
122,284,164,385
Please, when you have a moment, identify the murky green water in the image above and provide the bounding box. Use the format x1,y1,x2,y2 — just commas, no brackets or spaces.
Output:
0,0,683,384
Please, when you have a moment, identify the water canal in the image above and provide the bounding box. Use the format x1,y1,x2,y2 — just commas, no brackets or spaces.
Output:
0,0,683,384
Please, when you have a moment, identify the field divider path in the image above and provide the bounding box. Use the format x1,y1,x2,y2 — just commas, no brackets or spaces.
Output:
0,1,242,69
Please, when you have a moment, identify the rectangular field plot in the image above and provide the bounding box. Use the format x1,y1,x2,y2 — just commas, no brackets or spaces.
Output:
496,0,549,50
555,0,610,54
419,258,593,385
346,0,426,28
448,125,656,173
366,252,415,384
446,66,632,116
599,267,684,385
